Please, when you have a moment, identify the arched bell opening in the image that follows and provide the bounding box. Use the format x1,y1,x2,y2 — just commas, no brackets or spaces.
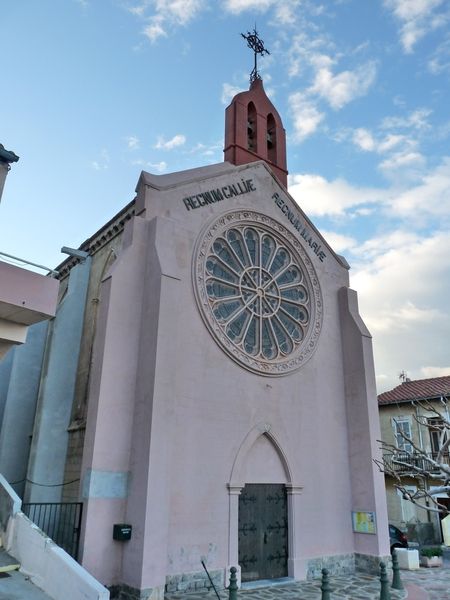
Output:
266,113,277,164
247,102,257,153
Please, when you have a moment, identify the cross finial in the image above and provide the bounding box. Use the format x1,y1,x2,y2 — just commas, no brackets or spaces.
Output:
241,28,270,84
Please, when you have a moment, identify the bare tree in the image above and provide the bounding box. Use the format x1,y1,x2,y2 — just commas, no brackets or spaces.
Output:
376,400,450,514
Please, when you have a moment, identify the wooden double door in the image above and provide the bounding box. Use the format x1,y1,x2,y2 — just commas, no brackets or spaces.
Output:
238,483,288,582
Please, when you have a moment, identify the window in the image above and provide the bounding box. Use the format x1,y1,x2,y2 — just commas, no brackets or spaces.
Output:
428,417,448,456
194,210,323,376
397,486,417,522
393,418,413,453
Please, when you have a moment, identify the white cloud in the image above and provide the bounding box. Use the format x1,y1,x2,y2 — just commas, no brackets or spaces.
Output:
351,229,450,392
347,110,431,178
310,61,377,110
126,135,140,150
320,230,357,253
290,158,450,222
289,173,384,216
131,0,204,42
91,148,110,170
428,38,450,74
289,166,450,393
154,0,204,25
224,0,275,13
155,134,186,150
128,1,151,17
189,141,222,158
387,157,450,217
379,150,425,173
350,128,411,157
288,51,377,142
352,128,376,151
381,108,432,131
420,366,450,378
274,0,302,24
223,0,303,20
378,134,406,153
143,16,167,42
221,83,242,105
131,159,167,172
383,0,447,53
148,160,167,172
288,93,324,142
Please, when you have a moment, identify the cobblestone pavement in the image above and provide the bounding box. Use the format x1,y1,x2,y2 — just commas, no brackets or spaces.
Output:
165,572,406,600
165,567,450,599
403,566,450,599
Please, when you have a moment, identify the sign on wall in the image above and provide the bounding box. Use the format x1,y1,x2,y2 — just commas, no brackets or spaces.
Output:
352,511,377,534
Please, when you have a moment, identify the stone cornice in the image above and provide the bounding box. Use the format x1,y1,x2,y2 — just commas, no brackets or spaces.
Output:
56,199,135,280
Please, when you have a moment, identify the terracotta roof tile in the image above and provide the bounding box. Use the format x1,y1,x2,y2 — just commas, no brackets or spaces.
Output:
378,376,450,405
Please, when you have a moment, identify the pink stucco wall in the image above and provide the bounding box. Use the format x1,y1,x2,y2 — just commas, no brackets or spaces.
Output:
79,160,389,595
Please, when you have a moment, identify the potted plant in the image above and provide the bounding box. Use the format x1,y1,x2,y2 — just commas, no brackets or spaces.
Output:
420,547,443,567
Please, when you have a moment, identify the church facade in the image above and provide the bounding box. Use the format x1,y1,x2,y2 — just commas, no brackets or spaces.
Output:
0,78,389,599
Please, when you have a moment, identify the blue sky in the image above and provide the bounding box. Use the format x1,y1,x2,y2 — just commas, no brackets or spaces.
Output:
1,0,449,392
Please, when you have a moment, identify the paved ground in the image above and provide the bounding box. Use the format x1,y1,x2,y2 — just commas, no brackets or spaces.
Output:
165,567,450,600
403,567,450,599
0,549,52,600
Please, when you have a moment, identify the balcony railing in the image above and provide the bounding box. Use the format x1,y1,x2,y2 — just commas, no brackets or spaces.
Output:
383,451,450,475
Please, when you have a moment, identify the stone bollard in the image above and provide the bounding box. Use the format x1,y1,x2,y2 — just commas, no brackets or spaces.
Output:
379,562,391,600
321,568,331,600
228,566,238,600
391,550,404,590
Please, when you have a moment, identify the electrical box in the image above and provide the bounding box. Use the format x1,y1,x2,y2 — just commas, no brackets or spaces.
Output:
113,523,132,541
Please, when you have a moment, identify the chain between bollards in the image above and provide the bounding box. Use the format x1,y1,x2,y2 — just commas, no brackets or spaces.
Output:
379,561,391,600
321,568,331,600
228,566,239,600
391,550,404,590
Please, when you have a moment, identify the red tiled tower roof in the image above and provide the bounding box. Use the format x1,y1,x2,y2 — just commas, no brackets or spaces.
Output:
378,376,450,405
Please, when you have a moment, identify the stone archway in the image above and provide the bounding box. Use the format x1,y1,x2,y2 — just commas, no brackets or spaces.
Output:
227,423,303,581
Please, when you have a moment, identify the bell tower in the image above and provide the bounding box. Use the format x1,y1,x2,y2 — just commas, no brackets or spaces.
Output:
224,29,288,188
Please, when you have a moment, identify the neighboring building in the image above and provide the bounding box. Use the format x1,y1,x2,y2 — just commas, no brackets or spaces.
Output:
0,78,390,599
378,375,450,545
0,144,19,205
0,145,59,443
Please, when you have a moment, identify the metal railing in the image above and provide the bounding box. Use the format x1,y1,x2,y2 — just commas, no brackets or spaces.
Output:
383,451,450,474
22,502,83,560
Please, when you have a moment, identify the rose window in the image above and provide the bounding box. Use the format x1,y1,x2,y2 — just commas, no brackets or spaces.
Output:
194,211,322,376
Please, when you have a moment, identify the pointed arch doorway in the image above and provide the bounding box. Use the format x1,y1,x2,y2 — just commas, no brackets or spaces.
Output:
228,424,303,583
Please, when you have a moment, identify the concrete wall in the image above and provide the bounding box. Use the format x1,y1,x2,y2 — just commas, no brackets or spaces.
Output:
0,320,48,497
62,238,123,503
0,348,13,430
0,474,109,600
0,261,59,359
25,259,91,503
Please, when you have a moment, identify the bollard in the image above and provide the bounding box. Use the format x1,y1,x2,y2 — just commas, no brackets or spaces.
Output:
320,568,331,600
379,561,391,600
391,550,404,590
228,566,238,600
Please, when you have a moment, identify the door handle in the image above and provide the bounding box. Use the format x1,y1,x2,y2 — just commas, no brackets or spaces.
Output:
264,532,268,544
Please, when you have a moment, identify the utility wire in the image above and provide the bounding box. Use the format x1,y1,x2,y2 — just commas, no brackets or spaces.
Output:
10,477,80,487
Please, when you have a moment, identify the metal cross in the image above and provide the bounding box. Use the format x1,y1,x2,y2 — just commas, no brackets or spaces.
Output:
241,28,270,84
